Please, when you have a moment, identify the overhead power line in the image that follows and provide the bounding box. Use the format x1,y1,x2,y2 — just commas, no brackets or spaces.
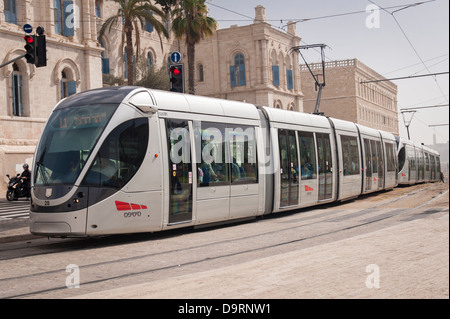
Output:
208,1,437,27
368,0,448,104
400,104,449,111
360,71,449,84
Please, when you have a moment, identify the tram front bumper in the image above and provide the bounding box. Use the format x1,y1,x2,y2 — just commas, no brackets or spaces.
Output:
30,209,88,237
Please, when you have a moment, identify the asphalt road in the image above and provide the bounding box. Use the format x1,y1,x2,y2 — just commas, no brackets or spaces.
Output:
0,182,448,301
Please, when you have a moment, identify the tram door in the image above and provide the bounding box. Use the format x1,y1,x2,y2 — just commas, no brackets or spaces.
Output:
317,133,333,201
166,119,193,224
278,130,299,208
364,139,372,191
376,141,384,189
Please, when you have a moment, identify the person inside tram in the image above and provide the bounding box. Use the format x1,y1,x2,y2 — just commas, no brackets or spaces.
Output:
301,162,313,179
94,156,117,179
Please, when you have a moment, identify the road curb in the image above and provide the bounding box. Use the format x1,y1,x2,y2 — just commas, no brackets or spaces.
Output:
0,227,43,244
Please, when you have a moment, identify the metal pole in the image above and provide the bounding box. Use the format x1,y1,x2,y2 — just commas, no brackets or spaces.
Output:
0,54,27,69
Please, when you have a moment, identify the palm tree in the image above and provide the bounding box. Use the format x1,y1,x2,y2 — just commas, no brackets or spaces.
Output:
172,0,217,95
98,0,169,85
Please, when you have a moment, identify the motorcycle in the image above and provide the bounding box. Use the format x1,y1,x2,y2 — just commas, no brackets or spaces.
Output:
6,174,28,201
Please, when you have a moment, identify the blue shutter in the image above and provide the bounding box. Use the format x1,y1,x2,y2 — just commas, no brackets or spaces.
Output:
12,72,22,116
95,1,101,17
63,1,74,37
272,65,280,87
239,63,246,86
230,66,236,87
67,81,77,96
54,0,62,34
102,58,110,74
145,11,154,32
5,0,17,24
287,69,294,90
17,73,22,116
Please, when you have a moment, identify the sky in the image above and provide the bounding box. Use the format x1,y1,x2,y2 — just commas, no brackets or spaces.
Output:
205,0,449,146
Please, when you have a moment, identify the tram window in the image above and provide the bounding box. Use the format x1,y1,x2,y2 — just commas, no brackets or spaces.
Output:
370,140,378,173
227,125,258,184
82,118,149,188
198,122,229,187
364,139,372,177
398,147,406,171
298,131,316,180
385,143,396,172
340,135,360,176
34,104,118,186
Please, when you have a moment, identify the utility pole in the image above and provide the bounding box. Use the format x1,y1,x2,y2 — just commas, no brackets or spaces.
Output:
291,44,327,115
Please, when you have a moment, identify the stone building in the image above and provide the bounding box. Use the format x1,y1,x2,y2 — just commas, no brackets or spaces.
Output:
1,0,104,194
194,6,304,111
300,58,399,135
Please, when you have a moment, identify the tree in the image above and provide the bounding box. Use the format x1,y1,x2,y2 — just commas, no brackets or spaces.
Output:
98,0,169,85
154,0,179,14
172,0,217,95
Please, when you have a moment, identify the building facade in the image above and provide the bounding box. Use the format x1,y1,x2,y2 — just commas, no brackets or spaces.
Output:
301,58,399,135
1,0,103,193
193,6,304,111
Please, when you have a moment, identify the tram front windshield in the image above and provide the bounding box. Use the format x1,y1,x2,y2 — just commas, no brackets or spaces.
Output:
34,104,118,186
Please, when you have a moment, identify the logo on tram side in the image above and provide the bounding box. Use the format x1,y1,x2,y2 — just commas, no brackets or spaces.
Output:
115,201,148,218
304,185,314,192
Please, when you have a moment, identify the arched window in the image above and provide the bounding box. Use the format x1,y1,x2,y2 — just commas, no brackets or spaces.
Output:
230,53,246,87
274,100,282,109
100,39,109,74
147,52,153,71
11,63,22,116
271,50,279,87
61,69,76,98
198,64,204,82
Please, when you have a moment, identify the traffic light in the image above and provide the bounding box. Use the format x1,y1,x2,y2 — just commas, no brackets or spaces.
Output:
24,35,36,64
169,64,184,93
35,26,47,67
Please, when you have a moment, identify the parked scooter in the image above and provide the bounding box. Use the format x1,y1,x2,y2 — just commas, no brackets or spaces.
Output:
6,174,28,201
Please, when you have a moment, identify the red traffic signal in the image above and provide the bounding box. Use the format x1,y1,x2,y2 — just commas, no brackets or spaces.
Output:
169,64,184,93
24,35,36,64
170,66,181,76
24,35,34,44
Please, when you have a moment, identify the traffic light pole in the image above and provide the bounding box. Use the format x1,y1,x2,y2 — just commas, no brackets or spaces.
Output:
0,54,27,69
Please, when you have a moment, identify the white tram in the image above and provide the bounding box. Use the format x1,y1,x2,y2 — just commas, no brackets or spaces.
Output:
397,137,441,185
29,87,440,237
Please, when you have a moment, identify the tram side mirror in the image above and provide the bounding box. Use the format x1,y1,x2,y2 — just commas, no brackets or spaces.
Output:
128,91,158,113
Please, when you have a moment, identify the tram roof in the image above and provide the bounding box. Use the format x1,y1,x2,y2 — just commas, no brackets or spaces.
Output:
260,106,331,129
149,89,260,120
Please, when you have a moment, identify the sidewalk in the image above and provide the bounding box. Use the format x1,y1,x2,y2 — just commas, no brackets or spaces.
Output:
75,212,449,299
0,226,37,243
